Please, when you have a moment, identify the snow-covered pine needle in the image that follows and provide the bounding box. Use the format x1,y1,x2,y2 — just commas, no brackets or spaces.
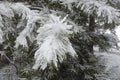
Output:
32,14,77,70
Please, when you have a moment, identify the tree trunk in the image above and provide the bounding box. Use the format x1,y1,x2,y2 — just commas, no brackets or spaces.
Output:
88,15,95,54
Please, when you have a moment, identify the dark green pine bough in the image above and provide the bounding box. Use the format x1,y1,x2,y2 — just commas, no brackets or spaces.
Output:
0,0,120,80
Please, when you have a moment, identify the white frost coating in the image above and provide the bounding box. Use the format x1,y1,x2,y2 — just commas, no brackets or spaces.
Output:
11,3,31,21
95,48,120,80
0,28,3,43
0,2,41,48
59,0,78,4
78,0,120,23
59,0,120,23
95,52,120,71
32,14,76,70
0,3,14,44
15,34,28,48
12,3,42,48
0,3,14,18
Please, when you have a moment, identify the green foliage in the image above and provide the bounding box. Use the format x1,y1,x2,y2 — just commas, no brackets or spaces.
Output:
0,0,120,80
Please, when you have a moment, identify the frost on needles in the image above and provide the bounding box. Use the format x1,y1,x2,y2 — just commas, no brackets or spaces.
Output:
59,0,120,24
0,2,77,70
32,14,77,70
